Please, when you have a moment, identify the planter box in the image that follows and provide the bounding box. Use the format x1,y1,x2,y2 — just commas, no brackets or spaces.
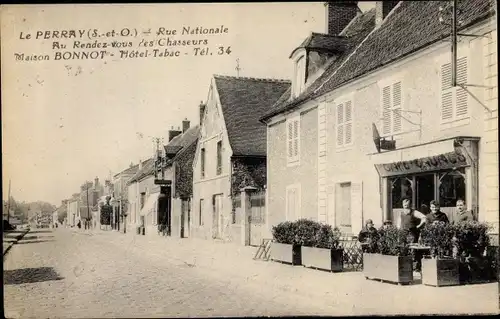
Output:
422,257,460,287
363,253,413,284
270,242,301,265
459,256,491,284
301,246,343,272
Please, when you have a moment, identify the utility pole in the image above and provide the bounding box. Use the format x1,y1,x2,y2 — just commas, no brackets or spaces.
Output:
86,182,90,230
7,179,11,224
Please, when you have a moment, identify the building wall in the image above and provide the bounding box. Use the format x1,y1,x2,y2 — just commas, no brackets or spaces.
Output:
192,81,234,241
479,24,498,238
267,20,498,236
127,182,139,229
267,106,318,236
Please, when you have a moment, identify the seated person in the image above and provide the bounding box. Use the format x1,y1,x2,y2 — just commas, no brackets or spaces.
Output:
426,200,450,224
358,219,378,252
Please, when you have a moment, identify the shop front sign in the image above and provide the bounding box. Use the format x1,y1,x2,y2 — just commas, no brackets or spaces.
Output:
375,149,469,177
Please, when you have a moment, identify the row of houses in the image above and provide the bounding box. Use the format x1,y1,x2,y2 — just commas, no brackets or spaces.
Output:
67,1,499,247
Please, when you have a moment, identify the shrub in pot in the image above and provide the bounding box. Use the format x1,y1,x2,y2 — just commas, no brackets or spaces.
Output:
453,221,491,284
301,222,344,272
271,221,301,265
363,226,413,284
420,222,459,287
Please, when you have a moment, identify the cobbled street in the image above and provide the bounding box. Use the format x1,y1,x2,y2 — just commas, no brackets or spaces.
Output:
4,228,499,318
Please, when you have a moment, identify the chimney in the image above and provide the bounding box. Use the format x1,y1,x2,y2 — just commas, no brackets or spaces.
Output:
324,1,359,36
199,101,206,125
94,177,99,188
375,1,399,28
139,159,143,170
129,162,134,168
168,125,182,141
182,118,190,133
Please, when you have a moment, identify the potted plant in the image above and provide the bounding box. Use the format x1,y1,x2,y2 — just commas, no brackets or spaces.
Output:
270,221,301,265
301,222,344,272
453,221,491,284
420,222,459,287
363,226,413,285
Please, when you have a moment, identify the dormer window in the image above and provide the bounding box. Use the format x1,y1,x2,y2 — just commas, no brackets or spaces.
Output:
293,55,306,98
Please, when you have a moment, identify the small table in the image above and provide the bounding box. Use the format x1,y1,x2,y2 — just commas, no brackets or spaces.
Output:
409,245,431,272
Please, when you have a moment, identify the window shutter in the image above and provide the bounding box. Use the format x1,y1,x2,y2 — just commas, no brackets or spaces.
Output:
455,57,468,117
336,103,344,146
293,120,299,157
441,63,453,121
287,121,293,158
392,82,402,133
382,86,391,135
345,101,352,145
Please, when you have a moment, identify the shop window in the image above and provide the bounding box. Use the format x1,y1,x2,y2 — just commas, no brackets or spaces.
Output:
438,168,466,207
390,177,413,208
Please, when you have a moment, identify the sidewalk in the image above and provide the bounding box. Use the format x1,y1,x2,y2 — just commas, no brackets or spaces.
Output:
86,229,499,315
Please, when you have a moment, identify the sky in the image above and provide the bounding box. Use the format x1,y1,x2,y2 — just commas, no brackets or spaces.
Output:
1,2,375,206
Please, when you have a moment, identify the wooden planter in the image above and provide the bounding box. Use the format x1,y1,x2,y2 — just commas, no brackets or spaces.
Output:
459,256,491,284
421,257,460,287
363,253,413,284
270,242,302,265
301,246,344,272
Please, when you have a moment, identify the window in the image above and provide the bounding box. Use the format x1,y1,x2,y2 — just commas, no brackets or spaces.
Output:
286,184,301,221
199,199,204,226
293,55,306,97
381,81,402,136
286,116,300,165
216,141,222,175
335,182,352,234
440,57,468,122
388,168,468,222
200,148,206,179
336,100,353,147
140,192,146,209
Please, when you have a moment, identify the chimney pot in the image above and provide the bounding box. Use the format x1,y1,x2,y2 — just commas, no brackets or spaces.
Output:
199,102,206,125
325,1,359,36
375,1,399,28
182,118,190,133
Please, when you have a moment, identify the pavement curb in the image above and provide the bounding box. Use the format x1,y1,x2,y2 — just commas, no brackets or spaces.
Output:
3,229,30,257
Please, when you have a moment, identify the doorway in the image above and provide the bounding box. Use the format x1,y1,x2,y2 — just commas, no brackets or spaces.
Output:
212,194,223,239
158,186,171,236
416,174,435,211
180,199,191,238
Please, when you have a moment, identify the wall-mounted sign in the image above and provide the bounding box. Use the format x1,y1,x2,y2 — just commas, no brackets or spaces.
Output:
154,179,172,185
375,149,469,177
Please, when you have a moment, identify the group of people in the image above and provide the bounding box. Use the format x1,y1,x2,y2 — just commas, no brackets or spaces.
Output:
358,197,476,271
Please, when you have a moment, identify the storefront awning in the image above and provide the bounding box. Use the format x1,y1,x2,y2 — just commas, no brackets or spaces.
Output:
139,192,160,217
370,136,479,177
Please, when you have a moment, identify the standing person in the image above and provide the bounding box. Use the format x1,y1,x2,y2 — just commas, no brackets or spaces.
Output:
396,197,427,243
397,197,427,272
455,199,475,222
427,200,450,224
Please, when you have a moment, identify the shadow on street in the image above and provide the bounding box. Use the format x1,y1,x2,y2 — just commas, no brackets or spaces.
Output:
16,239,56,245
29,230,54,234
4,267,64,285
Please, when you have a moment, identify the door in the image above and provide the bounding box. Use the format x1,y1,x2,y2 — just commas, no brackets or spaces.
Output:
335,182,352,235
249,191,266,246
180,199,190,238
212,194,223,239
415,174,435,212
